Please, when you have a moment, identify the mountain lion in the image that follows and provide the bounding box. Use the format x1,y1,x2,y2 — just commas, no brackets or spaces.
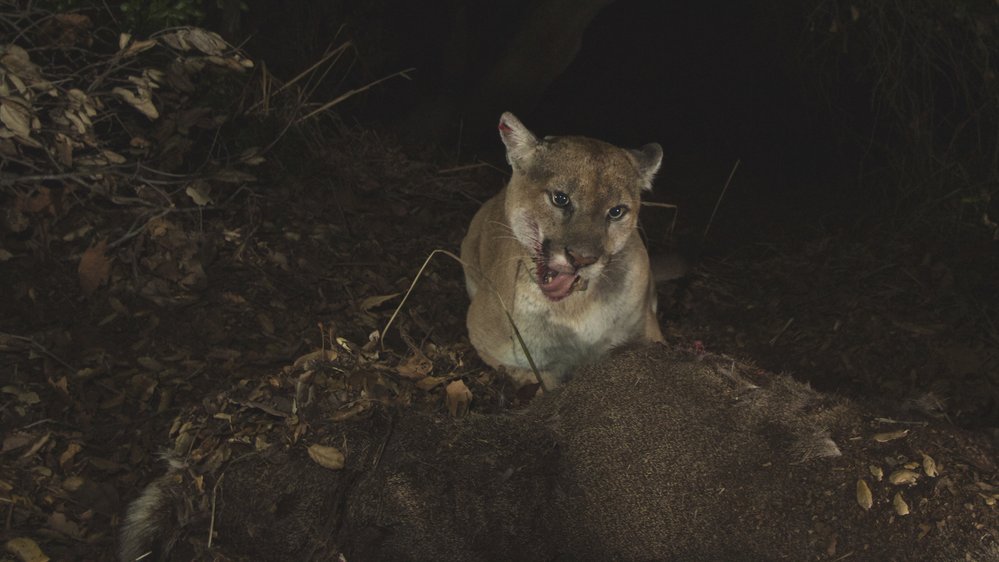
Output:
461,112,670,388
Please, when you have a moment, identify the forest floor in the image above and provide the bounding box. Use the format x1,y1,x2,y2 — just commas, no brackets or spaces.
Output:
1,126,997,560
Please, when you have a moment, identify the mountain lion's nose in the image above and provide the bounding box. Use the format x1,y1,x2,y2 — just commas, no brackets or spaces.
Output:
566,247,598,268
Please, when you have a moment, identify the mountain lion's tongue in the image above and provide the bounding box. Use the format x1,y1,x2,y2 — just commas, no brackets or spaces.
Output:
539,267,577,301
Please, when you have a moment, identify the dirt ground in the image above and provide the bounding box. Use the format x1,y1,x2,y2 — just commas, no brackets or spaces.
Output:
1,126,997,560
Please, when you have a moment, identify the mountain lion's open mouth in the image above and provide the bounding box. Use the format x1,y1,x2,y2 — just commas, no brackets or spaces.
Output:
536,263,587,301
530,235,589,301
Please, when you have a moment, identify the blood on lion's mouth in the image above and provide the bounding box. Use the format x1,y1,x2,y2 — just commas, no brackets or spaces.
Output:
537,264,587,301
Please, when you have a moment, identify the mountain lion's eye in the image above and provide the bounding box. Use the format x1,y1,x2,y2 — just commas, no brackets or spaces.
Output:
550,191,570,208
607,205,628,220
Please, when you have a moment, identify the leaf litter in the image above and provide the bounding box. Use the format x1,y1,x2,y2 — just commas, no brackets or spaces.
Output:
0,9,515,560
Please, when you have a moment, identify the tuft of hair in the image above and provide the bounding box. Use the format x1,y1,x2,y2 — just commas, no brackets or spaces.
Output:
119,456,188,562
900,391,948,419
727,365,846,463
790,429,842,461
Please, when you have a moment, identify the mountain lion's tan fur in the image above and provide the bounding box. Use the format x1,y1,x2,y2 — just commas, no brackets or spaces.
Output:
461,113,664,387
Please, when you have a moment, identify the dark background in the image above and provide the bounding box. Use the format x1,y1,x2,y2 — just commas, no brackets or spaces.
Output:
234,0,983,238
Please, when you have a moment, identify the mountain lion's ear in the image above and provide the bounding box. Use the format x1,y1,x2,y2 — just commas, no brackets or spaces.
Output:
498,112,539,171
629,143,663,191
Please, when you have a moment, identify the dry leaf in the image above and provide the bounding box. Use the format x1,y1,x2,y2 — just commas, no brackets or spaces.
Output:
212,169,256,183
161,28,229,55
62,475,85,492
0,45,53,92
5,72,26,94
1,44,32,70
416,375,446,391
161,29,190,51
307,444,345,470
144,68,166,84
185,182,213,206
397,351,432,380
0,385,42,406
54,13,91,28
112,86,159,119
240,146,265,165
4,537,49,562
54,133,74,166
292,349,338,369
869,465,883,482
446,380,472,418
221,291,247,304
856,479,873,510
0,98,33,137
127,74,159,90
59,442,83,468
101,149,126,164
360,292,400,312
888,469,919,486
66,89,94,114
47,512,82,538
146,216,171,238
206,54,249,72
137,356,164,371
921,454,938,477
75,155,109,167
64,110,87,134
893,492,910,515
48,376,68,394
186,29,229,55
330,402,368,422
2,431,36,453
130,135,152,149
78,239,111,295
186,27,229,55
123,38,157,57
20,188,53,214
19,432,50,460
872,429,908,443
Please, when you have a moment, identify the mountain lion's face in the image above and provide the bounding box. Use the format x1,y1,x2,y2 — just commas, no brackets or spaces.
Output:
499,113,662,301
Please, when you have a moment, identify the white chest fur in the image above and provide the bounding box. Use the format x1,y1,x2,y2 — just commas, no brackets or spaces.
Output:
503,257,650,377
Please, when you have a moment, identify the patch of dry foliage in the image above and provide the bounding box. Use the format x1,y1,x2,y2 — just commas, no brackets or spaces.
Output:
0,5,264,298
0,5,492,559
